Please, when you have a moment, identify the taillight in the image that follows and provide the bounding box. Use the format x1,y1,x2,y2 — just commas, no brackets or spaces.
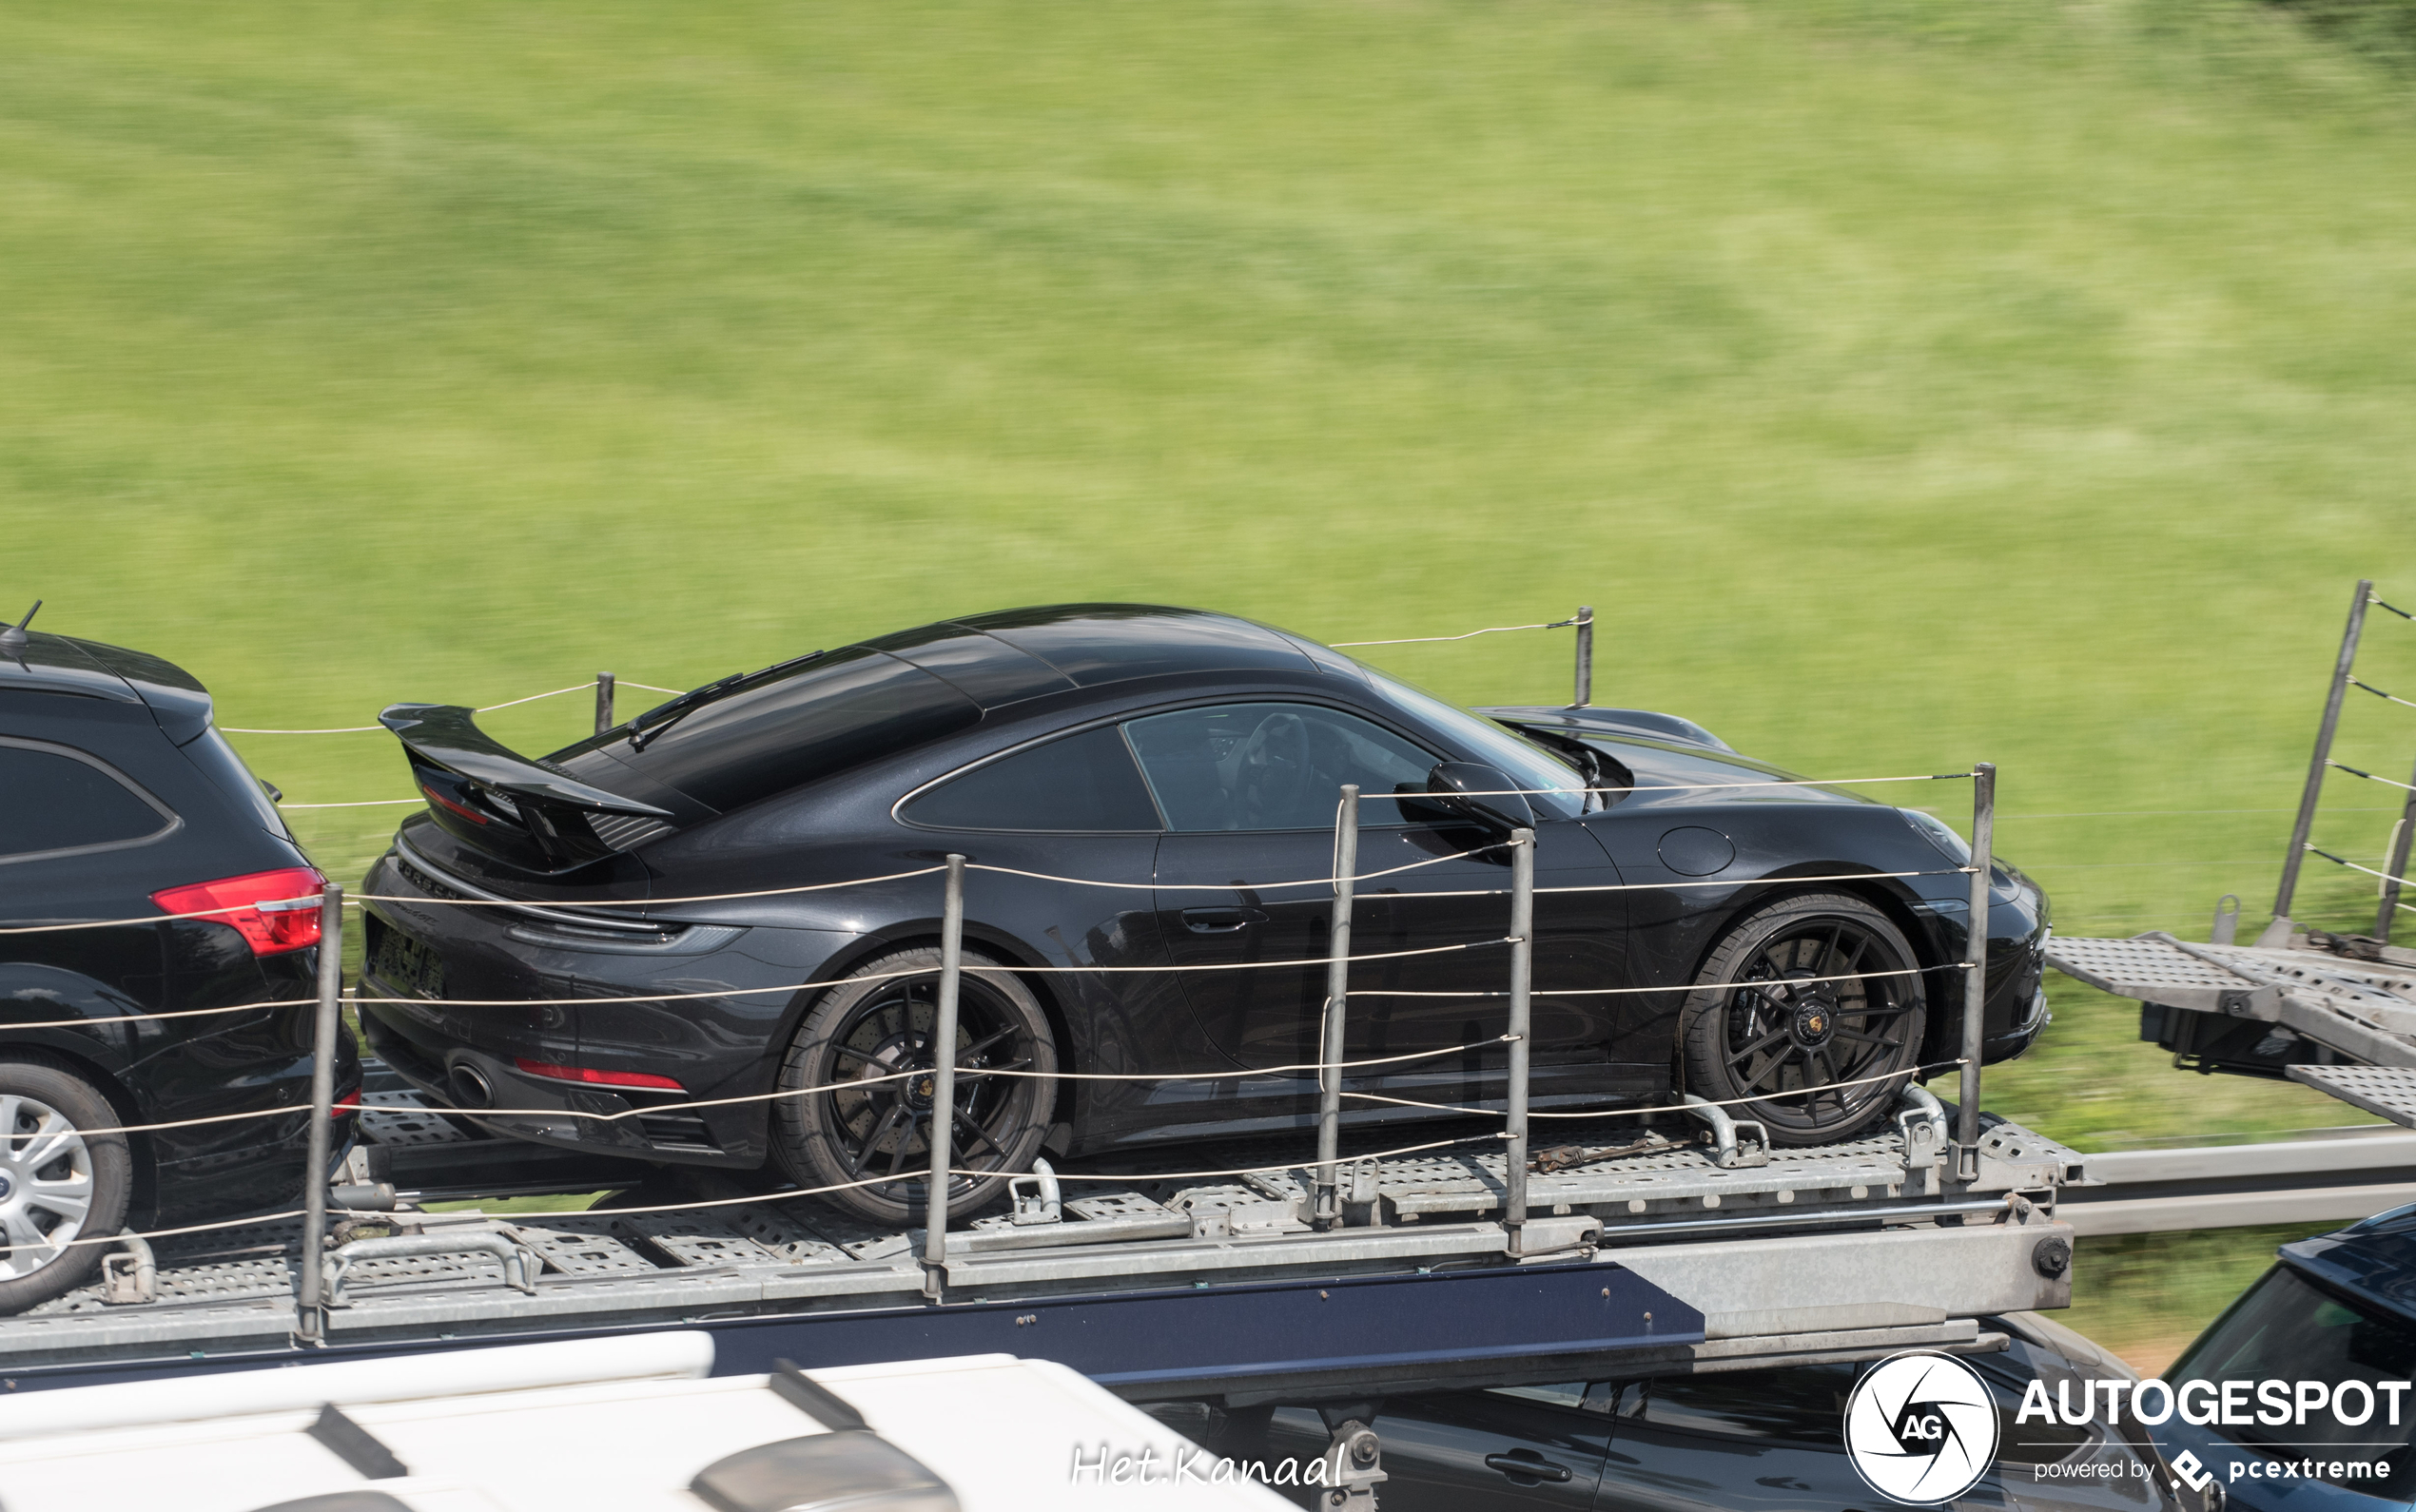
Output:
331,1089,361,1117
151,866,327,955
514,1057,684,1092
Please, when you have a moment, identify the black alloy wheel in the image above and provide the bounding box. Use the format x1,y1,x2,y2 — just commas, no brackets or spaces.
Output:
773,946,1058,1227
1679,893,1928,1146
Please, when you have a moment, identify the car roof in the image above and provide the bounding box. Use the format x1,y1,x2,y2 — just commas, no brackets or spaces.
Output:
859,603,1358,710
2281,1205,2416,1322
0,630,215,742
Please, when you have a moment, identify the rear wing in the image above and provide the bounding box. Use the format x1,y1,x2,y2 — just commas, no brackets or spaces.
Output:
380,704,678,873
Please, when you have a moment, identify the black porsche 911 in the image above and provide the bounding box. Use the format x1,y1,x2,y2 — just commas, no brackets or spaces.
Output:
357,604,2048,1225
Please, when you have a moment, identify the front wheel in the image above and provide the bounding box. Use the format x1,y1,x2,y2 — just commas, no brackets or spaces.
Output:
0,1056,132,1314
1679,893,1927,1147
773,946,1058,1228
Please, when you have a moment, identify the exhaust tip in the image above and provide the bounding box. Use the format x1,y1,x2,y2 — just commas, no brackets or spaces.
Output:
450,1063,495,1109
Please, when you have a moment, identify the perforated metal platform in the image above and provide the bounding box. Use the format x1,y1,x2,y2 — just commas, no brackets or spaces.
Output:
2289,1065,2416,1130
2048,933,2416,1070
1,1095,2083,1372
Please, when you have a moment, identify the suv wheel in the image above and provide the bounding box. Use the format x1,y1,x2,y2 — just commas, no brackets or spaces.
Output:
0,1056,132,1313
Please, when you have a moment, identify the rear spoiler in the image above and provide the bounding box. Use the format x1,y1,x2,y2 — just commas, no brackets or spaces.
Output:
380,704,677,872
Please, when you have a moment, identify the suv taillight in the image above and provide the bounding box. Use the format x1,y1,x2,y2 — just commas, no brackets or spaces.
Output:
151,866,327,955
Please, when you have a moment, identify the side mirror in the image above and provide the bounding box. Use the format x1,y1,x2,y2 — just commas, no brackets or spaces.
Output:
1425,762,1536,835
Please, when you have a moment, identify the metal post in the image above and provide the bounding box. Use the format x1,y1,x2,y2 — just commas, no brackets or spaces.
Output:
2265,580,2374,945
1569,607,1594,708
594,671,615,736
1315,785,1360,1230
922,854,965,1298
1956,767,1995,1179
295,882,343,1343
1504,827,1534,1255
2378,759,2416,944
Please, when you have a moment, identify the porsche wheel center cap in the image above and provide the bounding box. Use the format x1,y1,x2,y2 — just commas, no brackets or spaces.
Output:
1791,1000,1837,1049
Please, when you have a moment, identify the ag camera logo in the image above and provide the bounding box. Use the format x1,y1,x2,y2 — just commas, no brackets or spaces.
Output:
1843,1351,2001,1505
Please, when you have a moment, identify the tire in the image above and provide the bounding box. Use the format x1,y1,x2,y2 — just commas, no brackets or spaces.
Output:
1679,893,1927,1147
773,946,1058,1228
0,1056,132,1314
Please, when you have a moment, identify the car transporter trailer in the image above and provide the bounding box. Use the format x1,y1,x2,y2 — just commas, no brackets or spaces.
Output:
0,767,2087,1510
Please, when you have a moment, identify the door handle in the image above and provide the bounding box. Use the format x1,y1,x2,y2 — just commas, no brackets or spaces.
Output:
1484,1452,1573,1483
1181,907,1268,933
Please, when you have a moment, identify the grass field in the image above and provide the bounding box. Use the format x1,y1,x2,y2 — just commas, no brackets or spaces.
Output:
8,0,2416,1357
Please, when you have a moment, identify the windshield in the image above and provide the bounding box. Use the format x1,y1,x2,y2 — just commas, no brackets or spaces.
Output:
2171,1262,2416,1496
1362,668,1585,821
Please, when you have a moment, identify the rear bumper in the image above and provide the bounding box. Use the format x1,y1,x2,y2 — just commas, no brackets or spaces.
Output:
359,998,743,1168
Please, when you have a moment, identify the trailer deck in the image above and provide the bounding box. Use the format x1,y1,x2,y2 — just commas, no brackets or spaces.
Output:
2047,932,2416,1126
0,1080,2082,1402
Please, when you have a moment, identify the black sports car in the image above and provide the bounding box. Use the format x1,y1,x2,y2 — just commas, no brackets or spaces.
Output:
358,605,2048,1225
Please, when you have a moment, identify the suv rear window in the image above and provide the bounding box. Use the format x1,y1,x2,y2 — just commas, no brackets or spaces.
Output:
609,647,982,813
0,739,178,862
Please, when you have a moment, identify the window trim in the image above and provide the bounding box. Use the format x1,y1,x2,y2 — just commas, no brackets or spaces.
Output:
891,693,1457,837
891,716,1168,836
0,735,183,866
1120,697,1447,836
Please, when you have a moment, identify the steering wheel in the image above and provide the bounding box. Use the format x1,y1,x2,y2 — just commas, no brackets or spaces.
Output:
1222,711,1313,827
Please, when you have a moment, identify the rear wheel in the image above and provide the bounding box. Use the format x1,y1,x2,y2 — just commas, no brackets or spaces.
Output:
773,946,1058,1228
0,1057,131,1314
1679,893,1927,1147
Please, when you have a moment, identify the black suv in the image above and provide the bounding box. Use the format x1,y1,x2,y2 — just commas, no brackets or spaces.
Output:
0,614,360,1310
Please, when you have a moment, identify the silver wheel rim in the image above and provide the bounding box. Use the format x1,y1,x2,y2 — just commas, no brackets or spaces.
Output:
0,1095,95,1281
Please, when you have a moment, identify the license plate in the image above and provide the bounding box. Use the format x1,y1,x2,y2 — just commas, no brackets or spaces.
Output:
370,919,446,999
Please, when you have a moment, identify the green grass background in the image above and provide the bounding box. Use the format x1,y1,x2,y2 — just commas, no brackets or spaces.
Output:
8,0,2416,1359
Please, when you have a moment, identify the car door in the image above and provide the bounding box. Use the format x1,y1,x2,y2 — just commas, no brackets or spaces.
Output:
1125,702,1634,1097
1594,1366,1882,1512
891,721,1185,1104
1257,1386,1611,1511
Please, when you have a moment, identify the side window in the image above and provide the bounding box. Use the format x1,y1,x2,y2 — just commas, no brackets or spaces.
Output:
1122,703,1436,832
1645,1364,1861,1446
901,726,1162,832
0,739,178,863
1485,1383,1589,1410
1968,1352,2095,1466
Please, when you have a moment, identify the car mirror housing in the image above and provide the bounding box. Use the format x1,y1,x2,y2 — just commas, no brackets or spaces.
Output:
1425,762,1536,834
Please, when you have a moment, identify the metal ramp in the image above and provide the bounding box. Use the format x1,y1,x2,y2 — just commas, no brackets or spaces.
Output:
2047,932,2416,1122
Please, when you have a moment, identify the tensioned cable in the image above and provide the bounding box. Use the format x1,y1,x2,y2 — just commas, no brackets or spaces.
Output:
1342,1057,1967,1122
0,997,315,1032
1348,964,1958,998
2328,760,2416,795
66,1033,1540,1138
948,1134,1500,1185
280,798,420,810
0,897,336,935
2303,846,2416,910
354,864,950,911
2371,594,2414,622
348,937,1510,1007
2349,678,2416,713
1329,619,1577,648
52,1166,918,1253
1349,773,1974,801
223,681,605,735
